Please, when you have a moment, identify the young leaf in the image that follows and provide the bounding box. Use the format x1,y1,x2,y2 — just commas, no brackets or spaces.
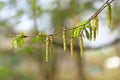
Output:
17,38,24,48
106,3,111,28
33,36,40,42
17,32,24,48
76,20,89,28
74,27,82,38
9,37,18,49
10,32,25,49
89,27,92,41
85,28,89,40
70,29,75,37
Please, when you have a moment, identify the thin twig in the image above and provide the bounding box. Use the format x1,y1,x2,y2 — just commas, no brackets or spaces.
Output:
10,0,114,38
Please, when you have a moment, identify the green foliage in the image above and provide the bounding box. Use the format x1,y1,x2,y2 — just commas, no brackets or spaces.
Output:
0,66,11,79
9,0,114,61
33,32,46,43
85,28,90,40
10,32,24,49
70,20,91,38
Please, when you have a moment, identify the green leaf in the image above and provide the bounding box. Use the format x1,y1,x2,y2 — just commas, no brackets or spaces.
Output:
17,38,24,48
33,36,40,42
85,28,89,40
74,27,82,38
9,37,18,49
76,20,90,28
70,27,82,38
70,29,75,37
10,32,25,49
19,32,24,37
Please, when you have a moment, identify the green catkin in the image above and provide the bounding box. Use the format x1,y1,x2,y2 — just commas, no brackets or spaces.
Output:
63,28,67,52
49,36,53,58
91,16,99,40
46,35,49,62
70,37,74,58
92,17,99,34
106,3,111,28
80,35,83,57
95,17,99,34
94,28,97,41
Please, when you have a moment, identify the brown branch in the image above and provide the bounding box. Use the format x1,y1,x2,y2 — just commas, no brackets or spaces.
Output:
10,0,114,38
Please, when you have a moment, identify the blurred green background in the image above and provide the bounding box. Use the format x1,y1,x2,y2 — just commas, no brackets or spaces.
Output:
0,0,120,80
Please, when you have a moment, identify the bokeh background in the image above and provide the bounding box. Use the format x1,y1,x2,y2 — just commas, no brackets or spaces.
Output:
0,0,120,80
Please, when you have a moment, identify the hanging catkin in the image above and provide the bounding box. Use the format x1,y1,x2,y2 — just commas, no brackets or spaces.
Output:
94,28,97,41
94,17,99,34
80,35,83,57
70,37,74,58
91,17,99,30
91,16,99,40
106,3,111,28
49,36,53,58
46,35,49,62
63,28,67,51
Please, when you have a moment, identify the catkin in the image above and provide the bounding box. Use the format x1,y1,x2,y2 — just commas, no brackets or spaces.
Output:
91,16,99,34
106,3,111,28
46,35,49,62
63,28,67,51
93,28,97,41
70,37,74,58
91,16,99,41
80,35,83,57
49,36,53,58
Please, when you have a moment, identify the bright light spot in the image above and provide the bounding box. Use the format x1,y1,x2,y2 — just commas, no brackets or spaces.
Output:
37,13,53,34
104,56,120,69
14,15,33,33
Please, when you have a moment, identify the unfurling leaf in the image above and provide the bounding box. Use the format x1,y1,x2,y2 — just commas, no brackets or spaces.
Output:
17,37,24,48
74,27,82,38
85,28,89,40
33,36,40,42
70,37,74,58
71,20,91,38
76,20,90,28
10,32,24,49
89,27,92,41
80,35,83,57
46,35,49,62
106,3,111,28
63,28,67,51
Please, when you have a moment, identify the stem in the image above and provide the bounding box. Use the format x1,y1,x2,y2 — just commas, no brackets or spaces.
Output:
10,0,114,38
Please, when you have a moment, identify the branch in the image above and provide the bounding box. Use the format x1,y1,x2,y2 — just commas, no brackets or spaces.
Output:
10,0,114,38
